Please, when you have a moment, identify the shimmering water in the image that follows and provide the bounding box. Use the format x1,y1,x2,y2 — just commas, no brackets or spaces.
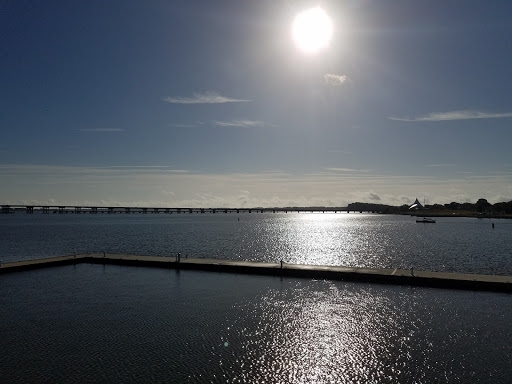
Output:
1,212,511,274
2,213,511,382
0,265,510,383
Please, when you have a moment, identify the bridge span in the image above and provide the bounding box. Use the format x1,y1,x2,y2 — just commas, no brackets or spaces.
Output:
0,204,378,214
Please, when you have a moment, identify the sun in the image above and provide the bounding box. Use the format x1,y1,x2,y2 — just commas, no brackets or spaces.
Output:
292,7,333,54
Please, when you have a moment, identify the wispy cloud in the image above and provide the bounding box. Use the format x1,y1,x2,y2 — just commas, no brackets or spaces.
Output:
98,166,189,172
426,164,457,167
215,120,267,128
324,73,349,87
325,167,373,173
79,128,124,132
168,123,197,128
0,164,190,176
161,91,251,104
389,110,512,122
1,164,511,207
368,192,381,201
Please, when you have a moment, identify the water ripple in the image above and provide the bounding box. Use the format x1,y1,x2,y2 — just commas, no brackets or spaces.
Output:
0,266,510,383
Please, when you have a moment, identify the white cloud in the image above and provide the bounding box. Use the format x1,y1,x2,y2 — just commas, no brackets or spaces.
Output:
0,164,190,178
1,164,511,207
324,73,349,86
79,128,124,132
368,192,381,201
325,168,372,173
168,123,197,128
161,92,251,104
215,120,267,128
426,164,457,167
389,110,512,122
98,166,190,172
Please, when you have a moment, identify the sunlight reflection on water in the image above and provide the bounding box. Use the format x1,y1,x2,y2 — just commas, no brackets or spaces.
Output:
244,213,413,268
217,278,511,383
1,212,511,274
1,265,510,383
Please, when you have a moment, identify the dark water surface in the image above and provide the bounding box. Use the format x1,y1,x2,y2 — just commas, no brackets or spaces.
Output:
1,213,511,274
1,264,511,383
2,213,510,383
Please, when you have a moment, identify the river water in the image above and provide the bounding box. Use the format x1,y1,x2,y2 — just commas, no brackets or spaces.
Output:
1,213,511,383
1,212,511,274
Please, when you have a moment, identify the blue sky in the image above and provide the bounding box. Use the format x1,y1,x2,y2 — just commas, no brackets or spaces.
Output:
1,0,511,207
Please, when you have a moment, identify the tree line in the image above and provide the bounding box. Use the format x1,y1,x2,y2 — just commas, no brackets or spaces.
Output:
347,199,512,215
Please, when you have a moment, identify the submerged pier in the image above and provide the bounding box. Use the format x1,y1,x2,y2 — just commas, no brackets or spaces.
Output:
1,254,510,293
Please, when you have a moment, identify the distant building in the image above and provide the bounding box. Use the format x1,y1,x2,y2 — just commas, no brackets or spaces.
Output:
409,198,423,209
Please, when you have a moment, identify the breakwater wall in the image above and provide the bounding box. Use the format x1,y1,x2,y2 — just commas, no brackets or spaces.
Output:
1,254,510,293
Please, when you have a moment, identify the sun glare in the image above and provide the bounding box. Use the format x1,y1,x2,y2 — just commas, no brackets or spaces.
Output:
292,7,333,54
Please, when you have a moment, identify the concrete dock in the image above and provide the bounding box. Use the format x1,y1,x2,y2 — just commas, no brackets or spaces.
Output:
1,253,511,293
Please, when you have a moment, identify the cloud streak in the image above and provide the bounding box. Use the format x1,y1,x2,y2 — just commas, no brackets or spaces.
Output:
215,120,267,128
161,92,251,104
79,128,124,132
324,73,349,86
1,164,511,207
325,167,372,173
168,123,197,128
389,110,512,122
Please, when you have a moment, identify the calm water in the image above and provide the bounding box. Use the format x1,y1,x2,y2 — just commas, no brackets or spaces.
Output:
1,265,511,383
1,212,511,274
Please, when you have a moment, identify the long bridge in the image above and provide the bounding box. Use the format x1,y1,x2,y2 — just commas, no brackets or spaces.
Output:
0,204,378,214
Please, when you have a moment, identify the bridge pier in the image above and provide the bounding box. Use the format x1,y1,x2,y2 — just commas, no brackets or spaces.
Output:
0,205,354,215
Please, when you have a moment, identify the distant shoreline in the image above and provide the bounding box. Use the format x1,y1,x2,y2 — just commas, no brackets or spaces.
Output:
1,209,511,219
405,211,512,220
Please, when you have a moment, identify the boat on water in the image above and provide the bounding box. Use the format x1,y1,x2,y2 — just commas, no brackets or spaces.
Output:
416,217,436,223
